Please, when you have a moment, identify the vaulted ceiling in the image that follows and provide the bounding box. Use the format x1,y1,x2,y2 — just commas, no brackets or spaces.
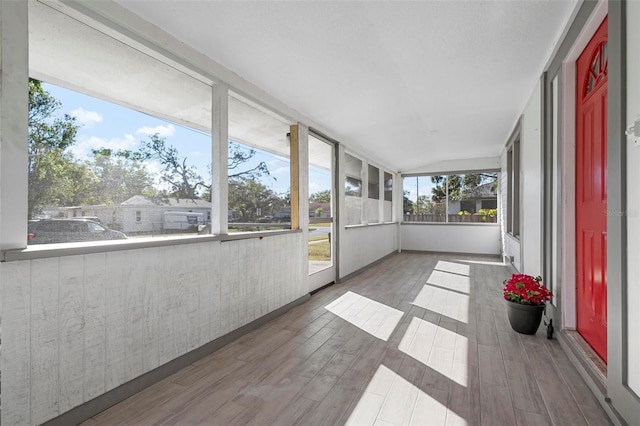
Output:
116,0,578,172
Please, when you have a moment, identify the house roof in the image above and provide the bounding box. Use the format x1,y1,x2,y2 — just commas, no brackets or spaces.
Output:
462,182,497,200
121,195,212,208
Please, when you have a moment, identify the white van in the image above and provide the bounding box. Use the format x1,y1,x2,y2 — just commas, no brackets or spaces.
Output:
162,211,205,231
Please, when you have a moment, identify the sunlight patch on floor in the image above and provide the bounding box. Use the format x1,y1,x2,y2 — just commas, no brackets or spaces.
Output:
345,365,449,426
413,281,470,323
434,260,470,276
398,317,468,387
427,269,471,293
324,291,404,341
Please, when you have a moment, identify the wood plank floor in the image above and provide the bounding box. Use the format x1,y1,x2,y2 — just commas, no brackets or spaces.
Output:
80,252,611,425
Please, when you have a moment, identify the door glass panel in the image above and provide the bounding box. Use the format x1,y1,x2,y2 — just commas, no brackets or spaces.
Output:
591,52,600,76
308,135,334,274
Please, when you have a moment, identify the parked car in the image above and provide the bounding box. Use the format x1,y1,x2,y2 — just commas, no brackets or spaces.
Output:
73,215,102,223
27,219,127,245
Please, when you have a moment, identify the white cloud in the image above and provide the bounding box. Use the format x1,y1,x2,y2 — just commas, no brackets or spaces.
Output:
71,107,103,128
71,134,138,160
136,124,175,137
309,181,321,194
272,166,289,176
70,134,162,184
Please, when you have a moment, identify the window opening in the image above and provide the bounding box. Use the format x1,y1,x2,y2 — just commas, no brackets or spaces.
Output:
27,81,212,244
345,153,363,225
403,172,498,223
367,164,380,223
227,94,291,232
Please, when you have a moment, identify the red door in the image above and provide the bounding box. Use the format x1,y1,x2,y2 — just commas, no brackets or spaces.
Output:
576,18,608,363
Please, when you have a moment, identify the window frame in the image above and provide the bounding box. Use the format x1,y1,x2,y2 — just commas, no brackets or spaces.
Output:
3,1,310,259
506,124,522,238
401,169,500,225
344,152,365,226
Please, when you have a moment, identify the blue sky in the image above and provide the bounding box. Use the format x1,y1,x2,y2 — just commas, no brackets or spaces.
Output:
403,176,438,202
43,82,310,197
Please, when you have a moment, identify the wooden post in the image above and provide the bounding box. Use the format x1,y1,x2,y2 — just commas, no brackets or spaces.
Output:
290,125,300,230
289,124,308,230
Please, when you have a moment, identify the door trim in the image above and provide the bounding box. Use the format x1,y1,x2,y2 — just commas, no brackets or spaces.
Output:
308,130,339,291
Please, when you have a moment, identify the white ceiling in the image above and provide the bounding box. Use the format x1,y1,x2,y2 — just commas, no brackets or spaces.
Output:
116,0,578,172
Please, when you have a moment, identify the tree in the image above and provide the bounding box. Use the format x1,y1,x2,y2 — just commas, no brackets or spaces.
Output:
228,141,271,181
446,174,462,200
310,190,331,203
430,175,446,203
106,138,273,202
28,79,81,218
85,153,156,204
403,191,414,214
416,195,430,214
105,134,207,200
430,174,465,202
228,179,285,221
226,141,284,219
463,173,481,189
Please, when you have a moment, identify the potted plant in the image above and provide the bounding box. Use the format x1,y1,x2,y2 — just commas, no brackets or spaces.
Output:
503,273,553,335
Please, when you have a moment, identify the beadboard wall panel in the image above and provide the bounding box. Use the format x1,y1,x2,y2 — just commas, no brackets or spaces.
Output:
1,233,306,425
58,255,85,413
1,260,32,426
340,223,398,279
31,257,60,425
83,253,107,402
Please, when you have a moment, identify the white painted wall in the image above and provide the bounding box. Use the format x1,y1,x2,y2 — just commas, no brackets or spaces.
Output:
625,0,640,396
400,224,501,255
520,81,543,276
340,224,398,278
0,234,306,425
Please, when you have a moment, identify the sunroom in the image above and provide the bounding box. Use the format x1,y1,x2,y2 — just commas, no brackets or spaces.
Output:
0,1,638,425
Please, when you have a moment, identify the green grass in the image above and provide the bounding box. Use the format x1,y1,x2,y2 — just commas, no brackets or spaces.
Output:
310,222,332,227
308,241,330,261
308,235,329,242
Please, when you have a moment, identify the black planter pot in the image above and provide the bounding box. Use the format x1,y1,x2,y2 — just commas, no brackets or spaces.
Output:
505,300,546,334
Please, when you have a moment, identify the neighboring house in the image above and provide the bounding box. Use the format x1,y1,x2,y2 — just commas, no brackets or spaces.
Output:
63,195,212,234
274,207,291,221
448,182,498,214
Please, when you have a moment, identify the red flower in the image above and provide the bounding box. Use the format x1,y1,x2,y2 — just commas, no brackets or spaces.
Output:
502,273,552,306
